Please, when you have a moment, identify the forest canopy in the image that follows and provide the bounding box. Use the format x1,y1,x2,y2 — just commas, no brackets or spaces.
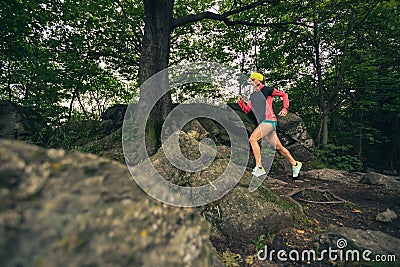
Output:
1,0,399,172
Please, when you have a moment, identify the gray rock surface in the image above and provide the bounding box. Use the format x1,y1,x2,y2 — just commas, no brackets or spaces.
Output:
360,172,400,192
276,113,314,149
148,132,295,254
304,168,361,183
101,104,129,123
315,227,400,260
0,139,220,267
205,176,295,255
376,208,398,223
0,100,46,140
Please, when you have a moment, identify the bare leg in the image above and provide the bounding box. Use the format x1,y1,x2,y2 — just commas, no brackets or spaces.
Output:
249,123,274,167
264,131,296,166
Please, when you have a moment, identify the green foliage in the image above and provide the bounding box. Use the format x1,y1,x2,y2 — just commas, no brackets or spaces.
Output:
33,120,113,150
171,82,223,103
253,234,266,253
1,0,398,172
315,144,363,172
0,0,139,122
258,186,312,227
258,187,290,211
78,144,104,157
252,0,399,171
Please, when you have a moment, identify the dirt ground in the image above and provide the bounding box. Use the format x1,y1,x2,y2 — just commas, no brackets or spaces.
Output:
234,171,400,267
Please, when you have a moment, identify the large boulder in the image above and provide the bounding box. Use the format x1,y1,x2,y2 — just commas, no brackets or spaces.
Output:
0,100,46,140
0,139,220,267
359,172,400,192
100,104,129,123
227,103,258,134
147,132,295,254
204,176,295,255
276,113,314,163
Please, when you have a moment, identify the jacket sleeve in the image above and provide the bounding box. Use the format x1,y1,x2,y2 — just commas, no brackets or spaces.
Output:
272,89,289,111
238,99,252,114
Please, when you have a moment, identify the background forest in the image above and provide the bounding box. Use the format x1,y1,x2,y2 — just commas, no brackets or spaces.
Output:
1,0,399,172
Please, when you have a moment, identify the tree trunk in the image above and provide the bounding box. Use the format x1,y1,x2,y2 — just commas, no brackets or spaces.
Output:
357,110,363,164
7,60,12,101
311,0,328,147
135,0,174,156
391,117,399,170
322,112,329,146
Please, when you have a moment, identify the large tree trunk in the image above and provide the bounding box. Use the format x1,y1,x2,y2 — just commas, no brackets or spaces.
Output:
135,0,174,156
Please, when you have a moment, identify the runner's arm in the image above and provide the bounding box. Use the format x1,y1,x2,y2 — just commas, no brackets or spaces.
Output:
272,89,289,114
237,97,252,114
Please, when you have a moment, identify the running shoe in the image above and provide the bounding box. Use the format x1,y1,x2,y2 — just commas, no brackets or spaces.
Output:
292,161,302,178
252,166,267,177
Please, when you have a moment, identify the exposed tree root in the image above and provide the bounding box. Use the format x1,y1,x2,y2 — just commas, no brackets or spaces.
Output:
287,186,351,205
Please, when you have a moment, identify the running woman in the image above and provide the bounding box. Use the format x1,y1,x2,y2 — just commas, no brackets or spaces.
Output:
237,72,302,178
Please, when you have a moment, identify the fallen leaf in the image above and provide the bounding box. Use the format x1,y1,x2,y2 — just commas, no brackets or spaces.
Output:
352,209,362,213
295,229,305,234
140,230,147,238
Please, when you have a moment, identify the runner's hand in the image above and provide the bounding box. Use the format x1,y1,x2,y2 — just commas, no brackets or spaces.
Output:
237,96,243,102
278,109,288,117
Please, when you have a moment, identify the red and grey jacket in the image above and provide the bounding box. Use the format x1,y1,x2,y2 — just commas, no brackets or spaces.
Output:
238,84,289,124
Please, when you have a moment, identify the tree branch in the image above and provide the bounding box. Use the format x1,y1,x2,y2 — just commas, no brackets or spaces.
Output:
115,0,142,54
352,0,381,30
173,0,285,28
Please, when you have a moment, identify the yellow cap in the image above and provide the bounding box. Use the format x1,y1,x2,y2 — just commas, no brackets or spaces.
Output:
250,72,264,81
